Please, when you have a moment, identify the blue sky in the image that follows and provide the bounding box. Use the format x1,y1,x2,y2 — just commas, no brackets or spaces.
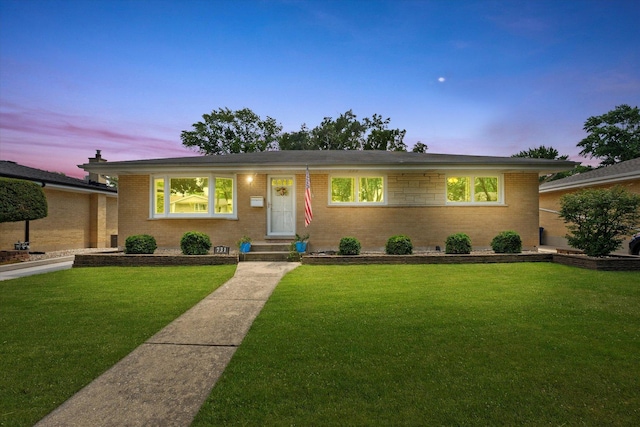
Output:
1,0,639,178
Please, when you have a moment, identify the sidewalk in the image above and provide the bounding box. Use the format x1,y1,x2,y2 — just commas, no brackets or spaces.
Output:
35,261,300,427
0,257,74,281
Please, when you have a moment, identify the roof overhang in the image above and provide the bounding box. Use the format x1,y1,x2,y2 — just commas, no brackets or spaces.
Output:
539,171,640,193
79,151,579,176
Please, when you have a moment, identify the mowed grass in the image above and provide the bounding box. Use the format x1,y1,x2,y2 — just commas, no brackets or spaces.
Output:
0,265,236,427
194,264,640,426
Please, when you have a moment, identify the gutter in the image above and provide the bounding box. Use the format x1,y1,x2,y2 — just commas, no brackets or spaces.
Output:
540,172,640,193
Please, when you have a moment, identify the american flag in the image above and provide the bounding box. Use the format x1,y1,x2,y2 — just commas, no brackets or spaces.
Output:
304,165,313,227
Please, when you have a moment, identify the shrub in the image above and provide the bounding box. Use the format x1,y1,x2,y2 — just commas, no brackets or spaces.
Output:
445,233,472,254
181,231,212,255
491,231,522,253
124,234,157,254
385,235,413,255
338,237,361,255
559,186,640,257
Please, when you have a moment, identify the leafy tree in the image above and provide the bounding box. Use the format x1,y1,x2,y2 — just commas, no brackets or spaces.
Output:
512,145,568,160
511,145,587,183
307,110,406,151
181,107,282,155
559,186,640,257
412,142,428,153
278,124,314,150
361,114,407,151
309,110,367,150
578,104,640,166
0,178,48,223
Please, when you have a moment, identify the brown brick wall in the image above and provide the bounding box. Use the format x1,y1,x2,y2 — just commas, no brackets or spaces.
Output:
120,172,541,252
0,187,118,252
540,179,640,254
299,172,539,251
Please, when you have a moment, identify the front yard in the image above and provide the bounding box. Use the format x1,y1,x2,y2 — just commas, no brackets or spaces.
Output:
194,264,640,426
0,265,236,426
1,263,638,426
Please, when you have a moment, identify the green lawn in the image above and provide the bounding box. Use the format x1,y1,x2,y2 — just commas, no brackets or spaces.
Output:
194,264,640,426
0,265,236,427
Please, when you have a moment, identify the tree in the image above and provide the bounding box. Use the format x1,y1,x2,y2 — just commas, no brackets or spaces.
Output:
307,110,406,151
512,145,568,160
559,186,640,257
0,178,48,223
181,107,282,155
309,110,367,150
578,104,640,166
412,142,428,153
278,124,314,150
511,145,588,183
361,114,407,151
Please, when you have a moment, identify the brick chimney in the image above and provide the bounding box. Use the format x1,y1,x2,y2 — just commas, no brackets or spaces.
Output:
88,150,107,184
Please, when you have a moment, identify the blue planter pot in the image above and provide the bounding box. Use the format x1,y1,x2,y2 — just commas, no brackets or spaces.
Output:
295,241,307,253
240,242,251,253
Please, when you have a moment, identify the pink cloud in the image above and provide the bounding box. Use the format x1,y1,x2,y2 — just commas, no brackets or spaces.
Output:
0,103,196,178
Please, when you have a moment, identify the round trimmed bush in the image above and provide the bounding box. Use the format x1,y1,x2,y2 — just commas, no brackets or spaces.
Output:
124,234,157,254
385,235,413,255
338,237,361,255
491,231,522,253
445,233,472,254
180,231,212,255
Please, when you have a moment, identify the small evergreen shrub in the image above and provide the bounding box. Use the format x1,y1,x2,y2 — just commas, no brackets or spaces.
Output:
338,237,361,255
445,233,472,254
491,231,522,253
181,231,212,255
385,235,413,255
124,234,157,254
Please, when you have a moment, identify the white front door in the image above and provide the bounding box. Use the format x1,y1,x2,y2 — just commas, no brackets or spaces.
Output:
268,176,295,236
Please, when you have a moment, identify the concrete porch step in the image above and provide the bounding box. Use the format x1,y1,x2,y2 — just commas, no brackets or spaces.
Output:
248,242,292,252
239,251,292,262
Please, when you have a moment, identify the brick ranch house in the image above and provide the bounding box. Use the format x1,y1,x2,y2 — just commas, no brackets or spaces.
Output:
0,152,118,252
539,157,640,255
79,150,576,253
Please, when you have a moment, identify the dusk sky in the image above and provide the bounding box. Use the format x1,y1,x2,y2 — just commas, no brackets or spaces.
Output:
1,0,639,179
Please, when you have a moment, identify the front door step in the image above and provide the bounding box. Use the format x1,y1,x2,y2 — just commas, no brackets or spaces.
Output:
239,242,293,262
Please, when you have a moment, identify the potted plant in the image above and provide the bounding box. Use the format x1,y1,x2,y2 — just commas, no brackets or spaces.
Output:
294,233,309,253
237,236,252,253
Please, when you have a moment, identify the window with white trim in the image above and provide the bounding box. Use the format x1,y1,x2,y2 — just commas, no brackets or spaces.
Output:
151,175,236,218
330,175,385,205
446,175,502,204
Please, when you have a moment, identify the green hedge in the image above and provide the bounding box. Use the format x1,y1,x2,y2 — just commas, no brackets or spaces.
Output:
385,235,413,255
124,235,157,254
181,231,212,255
491,231,522,254
0,178,48,222
445,233,472,254
338,237,361,255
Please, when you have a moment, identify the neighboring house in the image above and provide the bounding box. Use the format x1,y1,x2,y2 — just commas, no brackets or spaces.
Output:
539,157,640,255
0,151,118,252
79,150,575,252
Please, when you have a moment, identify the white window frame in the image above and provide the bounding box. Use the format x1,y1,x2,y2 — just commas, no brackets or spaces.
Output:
445,173,504,205
328,174,387,206
150,174,237,219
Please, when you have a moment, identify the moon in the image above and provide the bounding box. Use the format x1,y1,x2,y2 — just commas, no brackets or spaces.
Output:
438,77,446,83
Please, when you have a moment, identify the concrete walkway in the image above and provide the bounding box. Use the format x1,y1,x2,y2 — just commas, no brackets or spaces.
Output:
35,261,300,427
0,256,74,281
